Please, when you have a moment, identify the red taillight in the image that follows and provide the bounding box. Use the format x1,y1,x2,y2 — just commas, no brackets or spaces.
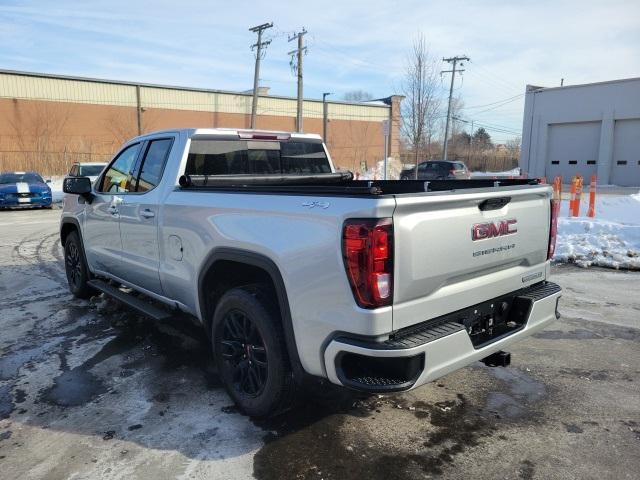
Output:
342,218,393,309
548,198,560,259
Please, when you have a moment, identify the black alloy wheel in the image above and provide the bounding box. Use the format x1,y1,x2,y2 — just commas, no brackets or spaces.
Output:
63,231,95,299
212,285,295,417
220,309,269,397
65,241,82,290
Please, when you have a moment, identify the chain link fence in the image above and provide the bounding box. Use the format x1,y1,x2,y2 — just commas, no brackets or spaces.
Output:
0,150,114,176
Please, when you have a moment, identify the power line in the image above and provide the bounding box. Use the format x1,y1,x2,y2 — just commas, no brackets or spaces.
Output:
249,22,273,129
468,59,523,94
453,115,521,138
474,120,522,133
470,96,524,116
463,93,524,110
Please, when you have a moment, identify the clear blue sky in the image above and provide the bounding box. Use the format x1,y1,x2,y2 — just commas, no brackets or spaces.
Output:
1,0,639,142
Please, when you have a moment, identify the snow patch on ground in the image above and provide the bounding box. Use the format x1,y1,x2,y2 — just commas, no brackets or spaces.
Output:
555,192,640,270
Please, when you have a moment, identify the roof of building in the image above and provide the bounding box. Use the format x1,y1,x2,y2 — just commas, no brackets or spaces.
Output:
527,76,640,94
0,68,392,108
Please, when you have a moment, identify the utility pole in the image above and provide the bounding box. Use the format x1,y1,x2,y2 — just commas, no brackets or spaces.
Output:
469,119,474,166
288,28,307,132
322,92,332,144
249,22,273,129
441,55,469,161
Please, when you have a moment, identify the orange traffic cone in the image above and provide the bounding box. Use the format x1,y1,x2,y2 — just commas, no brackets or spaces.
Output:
587,175,596,218
569,177,577,217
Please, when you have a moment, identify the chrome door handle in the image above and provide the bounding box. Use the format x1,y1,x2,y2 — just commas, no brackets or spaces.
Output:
140,209,155,219
108,205,119,215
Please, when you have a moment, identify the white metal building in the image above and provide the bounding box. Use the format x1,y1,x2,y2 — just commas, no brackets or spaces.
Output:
520,77,640,186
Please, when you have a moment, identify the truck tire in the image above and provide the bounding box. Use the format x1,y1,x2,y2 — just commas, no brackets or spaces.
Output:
64,230,95,299
212,285,295,417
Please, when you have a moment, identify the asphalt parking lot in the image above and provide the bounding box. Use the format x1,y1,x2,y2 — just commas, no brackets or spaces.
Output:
1,208,639,480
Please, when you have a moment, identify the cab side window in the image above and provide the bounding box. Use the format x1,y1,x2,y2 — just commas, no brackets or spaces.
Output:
98,143,141,193
134,139,172,193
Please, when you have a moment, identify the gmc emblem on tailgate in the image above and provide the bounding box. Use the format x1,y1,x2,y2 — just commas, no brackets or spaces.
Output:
472,219,517,241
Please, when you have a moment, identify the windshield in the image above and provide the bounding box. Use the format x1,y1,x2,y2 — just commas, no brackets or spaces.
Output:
186,139,331,176
79,165,106,177
0,172,45,184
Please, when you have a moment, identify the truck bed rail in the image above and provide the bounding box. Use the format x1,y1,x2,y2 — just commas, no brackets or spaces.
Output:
178,173,540,196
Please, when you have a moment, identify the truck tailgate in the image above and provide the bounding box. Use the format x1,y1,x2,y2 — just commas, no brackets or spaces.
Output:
392,185,551,330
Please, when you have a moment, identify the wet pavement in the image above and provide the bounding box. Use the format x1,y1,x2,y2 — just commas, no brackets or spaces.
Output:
0,208,639,479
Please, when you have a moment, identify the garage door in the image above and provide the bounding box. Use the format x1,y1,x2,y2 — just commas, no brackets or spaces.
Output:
611,119,640,187
546,122,601,182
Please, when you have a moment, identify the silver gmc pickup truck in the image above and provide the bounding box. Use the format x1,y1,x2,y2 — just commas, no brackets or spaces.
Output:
61,128,561,416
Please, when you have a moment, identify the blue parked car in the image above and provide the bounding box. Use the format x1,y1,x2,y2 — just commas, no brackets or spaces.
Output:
0,171,53,209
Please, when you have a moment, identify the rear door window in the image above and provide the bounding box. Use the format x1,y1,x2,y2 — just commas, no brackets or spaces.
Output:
133,139,173,193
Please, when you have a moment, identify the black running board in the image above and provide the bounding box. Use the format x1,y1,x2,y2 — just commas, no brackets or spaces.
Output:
88,279,173,321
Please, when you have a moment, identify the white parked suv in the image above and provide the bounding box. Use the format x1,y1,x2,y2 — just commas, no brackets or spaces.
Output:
60,128,561,416
68,162,107,184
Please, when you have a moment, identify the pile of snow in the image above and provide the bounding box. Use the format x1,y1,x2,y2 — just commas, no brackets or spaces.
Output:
471,167,521,178
49,176,65,203
357,158,401,180
555,192,640,270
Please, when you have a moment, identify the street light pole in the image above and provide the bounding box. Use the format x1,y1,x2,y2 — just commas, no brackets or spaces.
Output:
322,92,332,145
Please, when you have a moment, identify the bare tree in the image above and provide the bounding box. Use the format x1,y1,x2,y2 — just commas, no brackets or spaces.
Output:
343,119,375,174
7,101,73,174
400,34,441,176
342,90,374,102
103,108,139,149
506,137,521,159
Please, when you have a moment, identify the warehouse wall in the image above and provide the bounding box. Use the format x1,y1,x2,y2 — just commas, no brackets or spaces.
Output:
0,70,398,175
520,77,640,186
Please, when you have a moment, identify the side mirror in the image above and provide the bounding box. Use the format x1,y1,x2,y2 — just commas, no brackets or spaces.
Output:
46,178,52,184
63,176,93,202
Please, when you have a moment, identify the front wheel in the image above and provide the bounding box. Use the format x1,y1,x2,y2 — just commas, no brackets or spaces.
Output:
64,231,95,299
212,285,294,417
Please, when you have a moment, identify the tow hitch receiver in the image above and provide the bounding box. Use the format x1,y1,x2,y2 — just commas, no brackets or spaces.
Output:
481,350,511,367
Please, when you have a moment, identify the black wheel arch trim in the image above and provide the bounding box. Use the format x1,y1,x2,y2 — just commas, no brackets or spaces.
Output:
60,217,87,254
197,247,305,380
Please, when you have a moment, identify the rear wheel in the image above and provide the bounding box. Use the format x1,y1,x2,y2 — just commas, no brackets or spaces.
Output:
212,285,294,417
64,231,95,299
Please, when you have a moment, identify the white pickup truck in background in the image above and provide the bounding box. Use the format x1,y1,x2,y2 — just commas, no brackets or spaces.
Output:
61,128,561,416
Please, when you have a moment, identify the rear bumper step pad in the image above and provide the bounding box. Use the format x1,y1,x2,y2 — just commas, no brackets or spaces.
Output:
325,281,561,393
336,281,561,352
